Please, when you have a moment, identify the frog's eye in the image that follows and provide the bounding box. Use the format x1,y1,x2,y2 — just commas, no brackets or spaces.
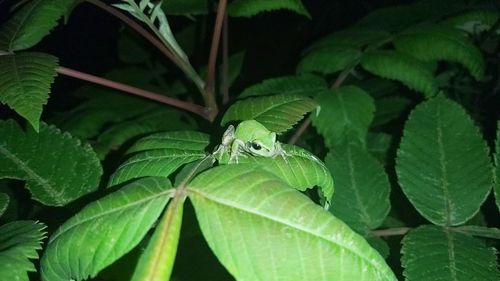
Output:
251,142,262,150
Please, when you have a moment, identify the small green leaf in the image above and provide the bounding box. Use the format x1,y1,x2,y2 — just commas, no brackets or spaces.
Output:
0,120,102,206
394,24,485,80
238,74,328,98
0,193,8,218
297,46,361,75
109,149,207,187
396,96,493,226
228,0,311,19
222,94,317,134
127,131,210,154
372,96,413,127
311,86,375,148
361,50,439,98
402,225,500,281
40,177,173,281
0,221,46,281
222,51,246,88
366,132,393,165
306,27,391,50
325,143,390,232
188,164,397,281
0,52,58,131
131,194,184,281
0,0,76,51
440,9,500,34
234,144,334,204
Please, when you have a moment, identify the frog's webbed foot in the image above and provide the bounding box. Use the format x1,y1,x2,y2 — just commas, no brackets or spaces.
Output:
228,139,246,164
213,125,235,160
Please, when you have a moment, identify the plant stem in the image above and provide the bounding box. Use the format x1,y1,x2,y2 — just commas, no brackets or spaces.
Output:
84,0,205,100
57,66,208,119
221,12,230,105
372,227,411,237
204,0,228,120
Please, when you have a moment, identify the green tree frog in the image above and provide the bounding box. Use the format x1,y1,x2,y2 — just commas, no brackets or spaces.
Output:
214,120,286,163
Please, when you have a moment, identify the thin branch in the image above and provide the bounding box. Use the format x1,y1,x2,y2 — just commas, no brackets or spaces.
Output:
372,227,411,237
85,0,205,96
204,0,228,118
57,66,208,119
84,0,179,66
221,12,230,105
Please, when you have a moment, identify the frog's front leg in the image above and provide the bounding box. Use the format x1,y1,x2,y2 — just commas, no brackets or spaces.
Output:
229,138,246,163
213,125,235,160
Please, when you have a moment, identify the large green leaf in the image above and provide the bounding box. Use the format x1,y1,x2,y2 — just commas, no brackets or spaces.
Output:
228,0,310,18
297,46,362,75
188,164,397,281
0,0,75,51
130,193,184,281
238,74,328,98
109,149,207,187
361,50,439,98
396,96,493,226
40,177,173,281
325,143,390,232
0,120,102,206
0,52,58,131
222,94,317,134
127,130,210,154
0,193,8,218
311,86,375,148
454,225,500,240
227,144,334,205
394,24,485,80
0,221,46,281
401,225,499,281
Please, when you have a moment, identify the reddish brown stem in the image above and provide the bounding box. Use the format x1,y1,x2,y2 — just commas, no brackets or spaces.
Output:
57,66,208,119
204,0,228,117
221,12,229,105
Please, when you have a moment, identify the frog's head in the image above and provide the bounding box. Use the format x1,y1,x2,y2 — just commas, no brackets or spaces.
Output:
247,131,277,157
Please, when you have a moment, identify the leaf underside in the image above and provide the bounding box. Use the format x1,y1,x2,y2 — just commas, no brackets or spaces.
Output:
188,164,397,281
0,120,102,206
401,225,500,281
222,94,318,134
0,193,8,218
396,96,493,226
41,177,172,281
0,52,58,131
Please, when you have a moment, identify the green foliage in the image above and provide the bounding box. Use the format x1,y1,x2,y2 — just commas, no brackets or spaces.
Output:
0,52,58,131
297,46,361,75
393,24,485,80
1,0,499,280
0,120,102,206
311,86,375,148
325,143,390,232
233,144,334,204
222,94,317,134
40,177,173,281
396,96,493,226
238,74,328,98
0,221,46,281
361,50,439,98
401,225,499,281
108,131,209,187
188,164,397,281
0,0,75,51
228,0,311,18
